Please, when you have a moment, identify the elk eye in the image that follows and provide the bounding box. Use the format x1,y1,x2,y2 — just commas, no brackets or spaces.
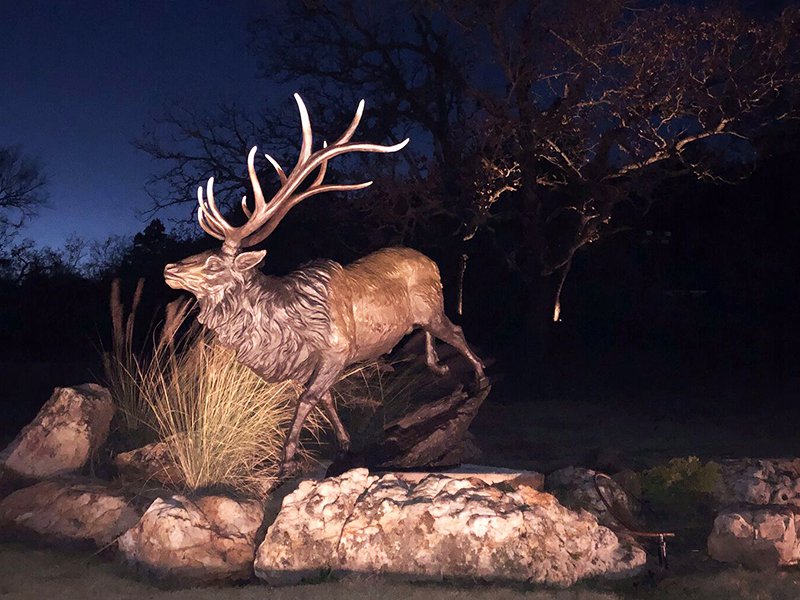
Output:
204,256,225,271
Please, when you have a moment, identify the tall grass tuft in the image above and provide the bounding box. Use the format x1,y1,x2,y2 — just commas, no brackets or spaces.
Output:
101,279,323,496
136,323,321,497
102,277,151,433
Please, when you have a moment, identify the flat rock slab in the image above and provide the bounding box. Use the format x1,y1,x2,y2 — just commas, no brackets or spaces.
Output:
255,468,645,587
0,479,140,548
391,464,544,488
118,494,264,584
0,384,114,479
708,503,800,569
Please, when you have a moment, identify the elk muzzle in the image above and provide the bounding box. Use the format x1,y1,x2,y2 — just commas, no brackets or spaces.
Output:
163,262,182,289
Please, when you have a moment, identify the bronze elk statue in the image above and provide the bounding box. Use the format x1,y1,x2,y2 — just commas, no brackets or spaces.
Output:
164,94,486,474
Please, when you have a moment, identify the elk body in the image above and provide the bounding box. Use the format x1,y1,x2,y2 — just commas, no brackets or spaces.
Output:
164,95,485,474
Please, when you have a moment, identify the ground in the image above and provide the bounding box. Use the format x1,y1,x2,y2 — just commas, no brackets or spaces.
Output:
3,392,800,599
3,539,800,600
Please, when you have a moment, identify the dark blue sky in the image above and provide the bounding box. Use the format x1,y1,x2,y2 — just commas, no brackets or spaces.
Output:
2,0,277,249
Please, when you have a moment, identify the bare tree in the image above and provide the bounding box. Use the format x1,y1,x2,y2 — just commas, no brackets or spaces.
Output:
138,0,799,348
0,145,47,249
83,235,131,280
450,0,799,328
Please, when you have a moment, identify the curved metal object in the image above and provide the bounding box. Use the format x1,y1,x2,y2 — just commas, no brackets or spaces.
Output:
593,473,675,568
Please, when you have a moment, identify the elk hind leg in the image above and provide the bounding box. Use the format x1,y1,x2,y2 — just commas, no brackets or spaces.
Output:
424,316,486,381
425,330,450,376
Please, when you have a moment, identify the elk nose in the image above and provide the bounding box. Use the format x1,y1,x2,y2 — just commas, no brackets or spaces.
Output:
164,263,177,277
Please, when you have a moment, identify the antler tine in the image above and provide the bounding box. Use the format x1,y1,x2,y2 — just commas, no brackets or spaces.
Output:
197,179,228,241
295,93,313,166
204,178,235,236
246,146,266,217
241,195,251,218
333,99,365,146
264,153,287,184
197,205,225,240
305,100,361,190
310,141,328,188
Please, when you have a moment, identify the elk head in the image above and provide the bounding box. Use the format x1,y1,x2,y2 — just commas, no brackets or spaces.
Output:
164,94,409,299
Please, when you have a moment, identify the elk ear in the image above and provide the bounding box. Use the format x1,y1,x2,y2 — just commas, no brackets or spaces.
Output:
233,250,267,272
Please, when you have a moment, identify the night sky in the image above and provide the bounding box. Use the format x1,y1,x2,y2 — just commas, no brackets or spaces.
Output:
2,0,276,249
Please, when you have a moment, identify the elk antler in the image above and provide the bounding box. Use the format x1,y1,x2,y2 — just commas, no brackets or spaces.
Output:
197,94,409,253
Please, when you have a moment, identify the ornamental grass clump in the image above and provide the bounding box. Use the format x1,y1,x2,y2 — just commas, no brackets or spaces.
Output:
103,279,324,497
138,325,319,497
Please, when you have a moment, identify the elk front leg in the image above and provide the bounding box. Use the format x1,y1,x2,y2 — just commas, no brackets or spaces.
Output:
280,393,318,477
280,360,344,477
320,391,351,455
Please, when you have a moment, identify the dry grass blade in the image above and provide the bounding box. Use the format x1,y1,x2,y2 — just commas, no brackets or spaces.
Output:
103,277,153,432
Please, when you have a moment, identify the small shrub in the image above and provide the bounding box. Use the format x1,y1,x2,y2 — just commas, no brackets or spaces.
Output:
640,456,724,530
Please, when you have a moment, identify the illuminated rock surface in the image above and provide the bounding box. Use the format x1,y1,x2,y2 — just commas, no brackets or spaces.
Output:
0,384,114,479
114,440,182,487
0,479,140,547
118,494,264,583
709,459,800,568
719,458,800,506
255,468,645,587
708,504,800,568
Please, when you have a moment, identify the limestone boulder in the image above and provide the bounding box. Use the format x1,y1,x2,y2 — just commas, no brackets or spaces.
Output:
114,440,182,487
718,459,800,507
255,468,645,587
118,494,264,583
0,479,140,547
708,504,800,568
0,384,114,479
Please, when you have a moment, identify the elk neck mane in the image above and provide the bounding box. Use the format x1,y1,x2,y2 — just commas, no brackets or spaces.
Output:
197,258,342,382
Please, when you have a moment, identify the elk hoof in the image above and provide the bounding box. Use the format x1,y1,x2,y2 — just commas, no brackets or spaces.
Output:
279,459,302,479
430,362,450,376
474,374,490,391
